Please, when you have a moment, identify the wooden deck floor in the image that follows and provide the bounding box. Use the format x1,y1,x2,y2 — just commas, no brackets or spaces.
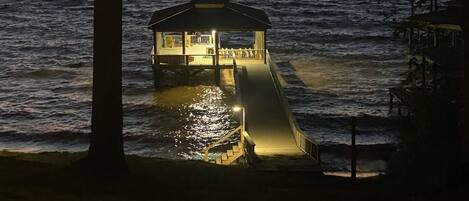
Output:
239,62,320,171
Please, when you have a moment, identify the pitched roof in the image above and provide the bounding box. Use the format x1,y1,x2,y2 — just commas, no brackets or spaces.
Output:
148,0,271,31
444,0,464,8
409,9,463,31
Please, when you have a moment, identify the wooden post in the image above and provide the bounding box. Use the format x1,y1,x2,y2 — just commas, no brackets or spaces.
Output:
182,32,189,84
430,0,433,12
411,0,415,16
422,55,426,88
463,21,469,163
408,0,414,51
153,31,160,88
153,31,157,63
240,108,245,144
264,30,267,64
432,63,437,91
398,103,402,116
351,117,357,180
389,92,394,112
451,32,455,48
182,32,186,55
185,55,190,84
409,28,414,51
214,31,220,85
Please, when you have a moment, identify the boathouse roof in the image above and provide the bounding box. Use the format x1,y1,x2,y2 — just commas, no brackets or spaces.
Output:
443,0,464,8
409,9,463,31
148,0,271,31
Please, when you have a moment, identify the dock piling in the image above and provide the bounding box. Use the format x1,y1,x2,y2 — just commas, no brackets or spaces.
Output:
351,117,357,180
389,92,394,113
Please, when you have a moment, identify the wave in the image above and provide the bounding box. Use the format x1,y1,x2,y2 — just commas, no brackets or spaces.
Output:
0,130,89,142
22,68,77,79
320,143,397,160
62,61,92,68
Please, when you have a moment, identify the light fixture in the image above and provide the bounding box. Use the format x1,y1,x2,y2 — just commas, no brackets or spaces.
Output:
233,105,242,112
212,29,216,35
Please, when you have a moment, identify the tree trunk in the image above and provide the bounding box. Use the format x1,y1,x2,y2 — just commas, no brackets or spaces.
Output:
463,17,469,165
86,0,127,174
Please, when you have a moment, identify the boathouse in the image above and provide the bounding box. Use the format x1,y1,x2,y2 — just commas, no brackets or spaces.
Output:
148,0,271,86
148,0,320,169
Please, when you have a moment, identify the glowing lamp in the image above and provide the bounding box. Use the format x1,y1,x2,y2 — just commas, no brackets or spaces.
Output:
233,106,242,112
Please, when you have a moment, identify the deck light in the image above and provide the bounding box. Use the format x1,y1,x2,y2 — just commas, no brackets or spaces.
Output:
233,105,246,143
233,105,242,112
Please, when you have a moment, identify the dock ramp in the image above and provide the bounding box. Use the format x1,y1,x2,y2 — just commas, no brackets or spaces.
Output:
237,53,320,171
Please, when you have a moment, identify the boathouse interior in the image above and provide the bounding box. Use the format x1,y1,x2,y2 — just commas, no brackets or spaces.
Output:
147,0,271,86
152,31,266,65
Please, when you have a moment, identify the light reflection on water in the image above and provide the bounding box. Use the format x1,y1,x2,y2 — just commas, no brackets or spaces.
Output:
0,84,238,160
145,85,237,159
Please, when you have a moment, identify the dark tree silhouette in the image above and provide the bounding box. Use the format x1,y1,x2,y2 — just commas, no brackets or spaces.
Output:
86,0,127,174
463,21,469,162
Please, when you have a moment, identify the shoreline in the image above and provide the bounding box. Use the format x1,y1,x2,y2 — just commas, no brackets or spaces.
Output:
1,150,465,201
0,150,387,201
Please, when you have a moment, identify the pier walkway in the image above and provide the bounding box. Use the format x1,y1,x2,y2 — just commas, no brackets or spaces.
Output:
236,57,320,171
240,63,301,155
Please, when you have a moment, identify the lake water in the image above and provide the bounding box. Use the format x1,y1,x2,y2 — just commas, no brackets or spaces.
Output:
0,0,409,174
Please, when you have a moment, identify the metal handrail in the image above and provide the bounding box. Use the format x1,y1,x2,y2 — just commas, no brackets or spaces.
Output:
202,56,257,164
233,57,241,97
203,126,241,161
266,50,320,163
152,54,215,56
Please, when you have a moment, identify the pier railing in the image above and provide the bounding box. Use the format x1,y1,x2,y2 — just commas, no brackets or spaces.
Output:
219,48,265,60
202,57,256,165
150,48,265,67
151,54,217,67
266,51,321,164
203,126,241,161
232,56,256,164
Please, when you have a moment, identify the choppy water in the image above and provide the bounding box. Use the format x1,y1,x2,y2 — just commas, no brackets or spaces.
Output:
0,0,409,173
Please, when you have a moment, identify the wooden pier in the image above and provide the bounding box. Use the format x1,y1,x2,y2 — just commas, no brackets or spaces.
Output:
148,0,320,171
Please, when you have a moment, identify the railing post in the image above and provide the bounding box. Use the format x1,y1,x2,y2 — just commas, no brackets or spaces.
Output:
422,55,426,88
241,107,245,144
351,117,357,180
214,31,220,85
389,92,394,113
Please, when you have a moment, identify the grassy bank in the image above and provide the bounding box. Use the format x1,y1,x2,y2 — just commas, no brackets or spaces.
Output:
0,151,465,201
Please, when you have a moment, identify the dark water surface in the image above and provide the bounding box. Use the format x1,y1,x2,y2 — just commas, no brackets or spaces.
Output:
0,0,409,174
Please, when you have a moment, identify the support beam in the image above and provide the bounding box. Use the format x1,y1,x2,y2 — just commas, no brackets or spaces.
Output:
153,31,157,62
351,117,357,180
411,0,415,16
153,31,160,88
182,32,186,55
422,55,426,88
264,30,267,64
182,32,189,84
215,31,220,85
462,21,468,163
